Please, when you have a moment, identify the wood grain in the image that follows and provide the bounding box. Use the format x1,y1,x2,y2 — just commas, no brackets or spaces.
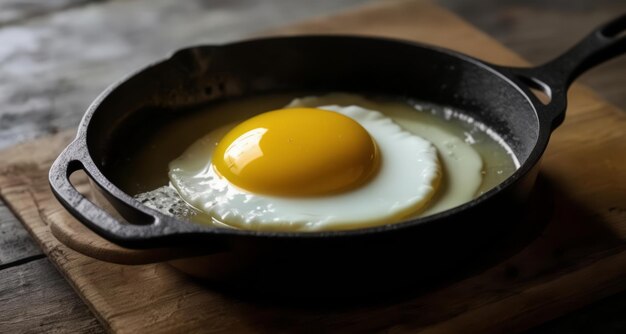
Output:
0,1,624,333
0,203,41,266
0,1,372,332
0,0,103,26
0,258,104,334
0,0,370,261
0,0,368,150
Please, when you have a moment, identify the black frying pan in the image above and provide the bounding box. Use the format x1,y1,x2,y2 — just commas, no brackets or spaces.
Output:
48,15,626,292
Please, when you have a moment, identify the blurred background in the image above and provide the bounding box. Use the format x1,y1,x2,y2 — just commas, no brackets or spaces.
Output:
1,0,626,150
1,1,625,333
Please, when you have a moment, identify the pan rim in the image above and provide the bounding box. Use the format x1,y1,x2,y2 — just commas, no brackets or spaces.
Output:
69,34,553,241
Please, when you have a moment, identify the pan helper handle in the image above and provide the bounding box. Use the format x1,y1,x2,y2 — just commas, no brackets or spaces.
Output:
48,139,213,249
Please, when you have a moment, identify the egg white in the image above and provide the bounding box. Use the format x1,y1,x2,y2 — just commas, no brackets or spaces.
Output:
288,94,485,217
168,105,442,231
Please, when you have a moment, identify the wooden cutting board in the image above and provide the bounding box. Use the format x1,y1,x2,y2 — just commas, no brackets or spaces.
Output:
1,0,625,332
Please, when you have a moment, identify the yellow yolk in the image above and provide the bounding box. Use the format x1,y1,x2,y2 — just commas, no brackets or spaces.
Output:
212,108,380,196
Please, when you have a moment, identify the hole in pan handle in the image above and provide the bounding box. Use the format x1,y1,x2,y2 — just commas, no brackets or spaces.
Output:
499,13,626,130
48,139,212,250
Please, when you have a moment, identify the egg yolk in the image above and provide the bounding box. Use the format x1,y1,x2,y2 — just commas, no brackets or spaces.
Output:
212,108,380,197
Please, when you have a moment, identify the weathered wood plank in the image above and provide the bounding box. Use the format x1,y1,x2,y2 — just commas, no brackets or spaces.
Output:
530,289,626,333
0,0,624,333
0,0,368,150
0,201,42,266
0,1,624,333
0,1,368,333
0,0,104,27
0,258,104,334
433,6,626,328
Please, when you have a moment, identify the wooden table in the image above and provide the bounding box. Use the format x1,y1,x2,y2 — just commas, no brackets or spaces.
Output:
1,1,625,332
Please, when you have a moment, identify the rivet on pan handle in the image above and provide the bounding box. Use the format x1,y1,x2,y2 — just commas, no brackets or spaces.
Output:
500,13,626,130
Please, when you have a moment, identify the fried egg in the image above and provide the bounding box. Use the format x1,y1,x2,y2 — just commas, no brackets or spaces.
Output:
288,94,486,217
168,104,442,231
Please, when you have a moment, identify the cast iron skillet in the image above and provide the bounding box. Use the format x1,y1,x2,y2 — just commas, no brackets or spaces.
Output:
49,16,626,291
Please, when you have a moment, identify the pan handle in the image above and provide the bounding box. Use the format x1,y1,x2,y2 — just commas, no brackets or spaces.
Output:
48,139,216,250
501,14,626,128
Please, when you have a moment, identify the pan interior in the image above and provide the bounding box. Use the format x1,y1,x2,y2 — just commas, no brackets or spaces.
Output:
99,92,517,229
84,37,539,228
